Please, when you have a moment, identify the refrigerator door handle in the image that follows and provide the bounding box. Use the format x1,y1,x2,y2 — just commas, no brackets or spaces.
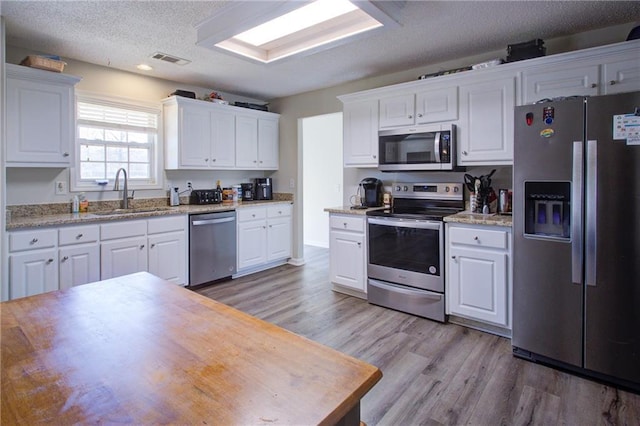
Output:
572,141,584,285
585,139,597,287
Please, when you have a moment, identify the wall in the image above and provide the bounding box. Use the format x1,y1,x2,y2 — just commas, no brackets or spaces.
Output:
4,45,271,206
268,22,637,261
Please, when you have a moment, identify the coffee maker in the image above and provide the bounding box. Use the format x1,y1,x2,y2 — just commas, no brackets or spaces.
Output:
240,183,254,201
359,177,384,207
254,178,273,200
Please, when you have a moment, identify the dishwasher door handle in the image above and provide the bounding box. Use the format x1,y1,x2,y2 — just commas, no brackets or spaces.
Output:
192,217,236,226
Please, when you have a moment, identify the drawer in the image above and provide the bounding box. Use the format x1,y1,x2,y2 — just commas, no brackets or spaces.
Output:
267,204,292,218
237,207,266,222
59,225,99,246
101,220,147,241
9,229,57,252
147,215,186,234
449,226,508,250
330,215,365,233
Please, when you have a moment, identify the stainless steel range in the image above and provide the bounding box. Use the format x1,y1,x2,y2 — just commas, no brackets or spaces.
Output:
366,182,464,322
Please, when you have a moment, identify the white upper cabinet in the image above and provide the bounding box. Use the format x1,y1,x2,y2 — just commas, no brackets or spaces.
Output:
523,62,600,104
601,55,640,95
379,87,458,128
341,98,379,168
458,73,517,165
163,96,279,170
5,64,81,167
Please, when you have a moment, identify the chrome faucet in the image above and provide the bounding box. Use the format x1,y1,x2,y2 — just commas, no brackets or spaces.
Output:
113,168,133,209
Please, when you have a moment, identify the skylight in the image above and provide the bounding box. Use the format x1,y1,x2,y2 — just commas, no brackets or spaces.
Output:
198,0,391,64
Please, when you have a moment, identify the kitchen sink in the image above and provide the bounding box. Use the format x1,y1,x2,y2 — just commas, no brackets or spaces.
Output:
91,207,175,216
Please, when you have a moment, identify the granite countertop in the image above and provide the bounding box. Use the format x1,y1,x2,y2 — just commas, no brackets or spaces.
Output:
324,206,384,215
7,200,293,230
444,211,513,227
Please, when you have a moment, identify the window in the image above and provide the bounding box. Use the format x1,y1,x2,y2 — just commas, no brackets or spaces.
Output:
72,94,162,191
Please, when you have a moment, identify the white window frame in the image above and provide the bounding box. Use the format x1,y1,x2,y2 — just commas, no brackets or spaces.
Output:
70,91,164,192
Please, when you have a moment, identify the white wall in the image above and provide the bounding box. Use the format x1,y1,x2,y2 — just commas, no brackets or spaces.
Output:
302,113,343,248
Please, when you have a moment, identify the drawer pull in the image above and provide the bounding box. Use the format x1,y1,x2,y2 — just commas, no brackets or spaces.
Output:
61,256,69,262
30,238,39,244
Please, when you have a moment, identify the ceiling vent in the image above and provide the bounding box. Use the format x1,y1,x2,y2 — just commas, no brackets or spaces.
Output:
150,52,191,65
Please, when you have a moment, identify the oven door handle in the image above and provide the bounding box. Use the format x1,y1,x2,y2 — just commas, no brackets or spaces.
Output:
368,217,441,230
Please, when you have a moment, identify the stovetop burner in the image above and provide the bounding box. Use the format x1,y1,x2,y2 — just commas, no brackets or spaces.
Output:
367,182,464,221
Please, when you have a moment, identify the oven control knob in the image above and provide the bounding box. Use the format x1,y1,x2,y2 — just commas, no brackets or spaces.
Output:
395,185,401,191
453,186,459,192
445,186,450,192
403,185,409,192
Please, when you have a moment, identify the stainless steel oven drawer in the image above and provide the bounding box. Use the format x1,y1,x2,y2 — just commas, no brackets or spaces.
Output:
367,278,445,322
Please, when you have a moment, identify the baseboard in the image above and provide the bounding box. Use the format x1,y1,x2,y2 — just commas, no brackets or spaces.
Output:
448,314,512,338
288,257,305,266
332,283,367,300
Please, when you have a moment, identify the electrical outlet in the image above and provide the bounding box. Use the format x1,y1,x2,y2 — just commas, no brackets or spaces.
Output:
289,178,295,189
186,181,193,190
55,181,67,195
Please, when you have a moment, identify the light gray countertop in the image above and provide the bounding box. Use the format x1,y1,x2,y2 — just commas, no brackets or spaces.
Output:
7,200,293,230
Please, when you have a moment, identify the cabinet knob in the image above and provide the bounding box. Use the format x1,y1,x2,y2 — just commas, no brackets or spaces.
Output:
462,151,468,155
205,158,209,162
46,258,54,264
212,158,216,162
253,160,257,163
63,152,70,157
150,243,156,249
372,155,377,159
252,214,256,218
343,222,347,228
590,83,597,88
61,256,69,262
140,244,145,249
451,255,456,260
76,233,83,239
474,236,479,241
418,113,423,118
30,238,39,244
609,80,617,85
263,226,266,229
357,242,361,247
269,225,272,228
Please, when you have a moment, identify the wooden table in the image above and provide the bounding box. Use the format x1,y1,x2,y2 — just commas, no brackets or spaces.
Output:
1,272,381,425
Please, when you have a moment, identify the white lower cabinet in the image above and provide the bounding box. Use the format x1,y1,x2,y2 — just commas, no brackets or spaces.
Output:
446,223,511,329
237,204,292,273
329,214,367,296
147,216,187,285
100,236,148,280
58,225,100,289
8,229,58,299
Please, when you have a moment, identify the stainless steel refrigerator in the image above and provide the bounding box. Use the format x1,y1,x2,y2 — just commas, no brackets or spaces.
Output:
512,91,640,392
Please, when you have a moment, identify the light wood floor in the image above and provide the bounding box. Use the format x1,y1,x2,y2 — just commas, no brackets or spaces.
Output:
196,246,640,425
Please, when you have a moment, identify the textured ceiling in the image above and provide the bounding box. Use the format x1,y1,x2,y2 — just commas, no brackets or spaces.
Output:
2,1,639,101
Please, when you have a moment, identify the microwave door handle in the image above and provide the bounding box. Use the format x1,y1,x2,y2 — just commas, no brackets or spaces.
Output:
434,131,441,163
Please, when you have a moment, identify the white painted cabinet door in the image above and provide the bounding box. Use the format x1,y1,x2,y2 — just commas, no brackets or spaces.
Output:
258,118,279,169
100,237,148,280
415,86,458,124
601,57,640,95
237,220,268,270
523,63,600,104
267,217,291,261
148,231,186,285
6,75,74,165
210,109,236,168
458,75,516,165
9,250,58,299
379,93,415,128
449,246,508,326
59,244,100,289
343,99,379,167
329,230,366,292
235,115,259,168
179,104,211,168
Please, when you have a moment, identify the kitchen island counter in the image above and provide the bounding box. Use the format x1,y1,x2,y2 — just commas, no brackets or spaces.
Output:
1,272,381,425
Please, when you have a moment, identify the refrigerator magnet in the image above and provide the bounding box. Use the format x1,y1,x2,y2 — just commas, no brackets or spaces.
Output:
540,128,554,138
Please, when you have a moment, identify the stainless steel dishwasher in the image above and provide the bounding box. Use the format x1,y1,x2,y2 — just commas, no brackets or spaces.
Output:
189,210,236,286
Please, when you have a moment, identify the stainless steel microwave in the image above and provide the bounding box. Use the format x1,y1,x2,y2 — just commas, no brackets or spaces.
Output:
378,123,456,171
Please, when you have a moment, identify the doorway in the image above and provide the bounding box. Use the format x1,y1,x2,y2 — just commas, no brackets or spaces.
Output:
301,113,343,248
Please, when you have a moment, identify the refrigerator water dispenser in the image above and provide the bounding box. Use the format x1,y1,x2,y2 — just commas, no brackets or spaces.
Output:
524,181,570,239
